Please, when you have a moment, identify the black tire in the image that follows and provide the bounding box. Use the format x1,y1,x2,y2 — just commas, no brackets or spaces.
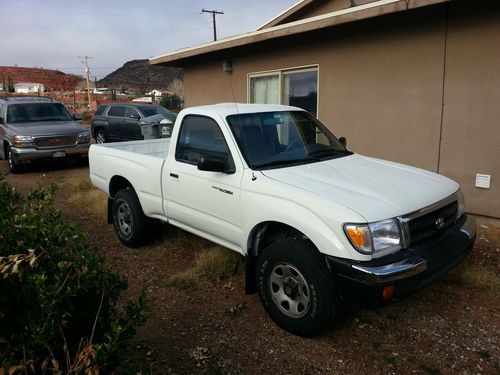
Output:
6,144,22,174
112,188,150,247
95,129,107,144
256,239,336,336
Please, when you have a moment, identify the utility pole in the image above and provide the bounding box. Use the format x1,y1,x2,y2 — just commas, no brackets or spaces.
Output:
202,9,224,41
78,55,93,110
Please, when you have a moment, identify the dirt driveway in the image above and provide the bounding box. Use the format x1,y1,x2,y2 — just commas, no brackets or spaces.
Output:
2,160,499,375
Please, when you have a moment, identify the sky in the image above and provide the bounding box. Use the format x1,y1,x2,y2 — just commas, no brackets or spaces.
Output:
0,0,298,80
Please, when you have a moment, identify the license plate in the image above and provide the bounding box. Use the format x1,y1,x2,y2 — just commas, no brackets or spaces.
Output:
52,151,66,158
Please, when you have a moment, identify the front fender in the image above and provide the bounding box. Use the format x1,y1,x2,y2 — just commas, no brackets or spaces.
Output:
240,172,370,261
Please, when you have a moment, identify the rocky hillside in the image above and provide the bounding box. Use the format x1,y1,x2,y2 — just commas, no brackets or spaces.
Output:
97,59,182,92
0,66,84,92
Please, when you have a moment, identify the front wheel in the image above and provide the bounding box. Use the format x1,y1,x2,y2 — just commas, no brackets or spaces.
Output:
112,188,150,247
256,239,336,336
6,145,22,174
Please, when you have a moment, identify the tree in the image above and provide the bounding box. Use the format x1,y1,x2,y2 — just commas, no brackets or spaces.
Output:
168,79,184,102
7,77,15,93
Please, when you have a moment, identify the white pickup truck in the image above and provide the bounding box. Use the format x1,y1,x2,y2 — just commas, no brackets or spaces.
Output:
89,103,476,336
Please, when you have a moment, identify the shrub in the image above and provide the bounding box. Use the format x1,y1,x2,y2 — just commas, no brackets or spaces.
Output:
0,176,145,374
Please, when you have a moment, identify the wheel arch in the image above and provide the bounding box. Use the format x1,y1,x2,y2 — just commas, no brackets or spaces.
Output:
244,221,321,295
107,175,135,223
108,175,134,198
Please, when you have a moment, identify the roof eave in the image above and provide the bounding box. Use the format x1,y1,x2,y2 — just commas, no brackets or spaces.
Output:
150,0,449,66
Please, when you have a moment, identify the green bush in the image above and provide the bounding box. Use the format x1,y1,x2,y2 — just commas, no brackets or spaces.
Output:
0,176,145,374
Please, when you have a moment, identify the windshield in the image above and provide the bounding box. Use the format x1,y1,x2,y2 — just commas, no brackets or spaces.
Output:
6,103,73,124
226,111,352,169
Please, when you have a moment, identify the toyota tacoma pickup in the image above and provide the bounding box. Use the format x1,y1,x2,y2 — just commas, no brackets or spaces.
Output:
89,103,476,336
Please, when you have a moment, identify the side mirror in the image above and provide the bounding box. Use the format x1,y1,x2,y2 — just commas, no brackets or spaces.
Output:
73,113,83,120
130,114,141,120
0,117,4,125
198,156,234,174
339,136,347,148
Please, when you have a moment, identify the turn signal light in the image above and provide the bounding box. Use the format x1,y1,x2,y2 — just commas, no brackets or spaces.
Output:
346,227,365,247
382,285,395,301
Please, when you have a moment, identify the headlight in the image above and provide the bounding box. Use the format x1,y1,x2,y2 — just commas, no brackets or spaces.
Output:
12,135,34,148
77,131,91,144
344,218,402,255
456,189,465,220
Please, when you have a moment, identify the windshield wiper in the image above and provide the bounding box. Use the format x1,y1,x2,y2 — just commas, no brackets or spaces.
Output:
308,149,353,158
254,157,320,169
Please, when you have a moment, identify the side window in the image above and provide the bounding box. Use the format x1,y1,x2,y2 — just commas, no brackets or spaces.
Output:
107,106,126,117
175,115,233,166
126,107,140,119
94,105,106,116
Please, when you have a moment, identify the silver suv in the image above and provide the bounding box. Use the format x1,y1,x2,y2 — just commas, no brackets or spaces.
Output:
0,96,91,173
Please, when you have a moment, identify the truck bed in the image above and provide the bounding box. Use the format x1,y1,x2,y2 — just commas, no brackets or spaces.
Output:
89,138,171,219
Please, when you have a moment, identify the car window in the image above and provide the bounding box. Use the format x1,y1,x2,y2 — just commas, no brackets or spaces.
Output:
107,106,126,117
126,107,140,118
137,105,160,117
175,115,233,166
94,105,107,116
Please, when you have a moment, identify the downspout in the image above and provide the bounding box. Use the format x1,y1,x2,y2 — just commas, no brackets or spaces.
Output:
437,3,449,174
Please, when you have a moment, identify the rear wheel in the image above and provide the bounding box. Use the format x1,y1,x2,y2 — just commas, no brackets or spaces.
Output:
95,129,107,144
6,145,22,174
112,188,150,247
256,238,336,336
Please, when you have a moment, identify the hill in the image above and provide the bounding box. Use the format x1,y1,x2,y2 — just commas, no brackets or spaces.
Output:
0,66,85,92
97,59,182,92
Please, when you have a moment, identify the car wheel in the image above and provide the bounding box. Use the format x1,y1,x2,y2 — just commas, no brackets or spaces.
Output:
256,238,336,336
112,188,150,247
95,129,107,144
6,145,22,174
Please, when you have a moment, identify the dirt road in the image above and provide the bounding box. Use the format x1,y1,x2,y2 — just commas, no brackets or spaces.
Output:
2,160,499,375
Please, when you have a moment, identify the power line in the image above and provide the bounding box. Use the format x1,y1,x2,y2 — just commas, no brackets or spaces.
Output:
0,1,194,18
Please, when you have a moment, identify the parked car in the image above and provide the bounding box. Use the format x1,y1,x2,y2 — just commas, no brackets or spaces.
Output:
89,103,476,336
91,104,177,143
0,96,91,173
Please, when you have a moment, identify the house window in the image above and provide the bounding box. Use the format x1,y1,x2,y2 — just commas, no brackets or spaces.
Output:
248,67,318,117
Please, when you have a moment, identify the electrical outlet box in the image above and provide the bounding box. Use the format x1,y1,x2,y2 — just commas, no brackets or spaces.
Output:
475,174,491,189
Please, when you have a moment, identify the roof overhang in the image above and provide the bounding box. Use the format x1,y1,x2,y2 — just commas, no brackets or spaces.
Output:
150,0,449,66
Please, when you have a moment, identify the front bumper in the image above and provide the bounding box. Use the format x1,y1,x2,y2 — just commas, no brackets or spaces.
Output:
11,144,90,164
327,214,476,307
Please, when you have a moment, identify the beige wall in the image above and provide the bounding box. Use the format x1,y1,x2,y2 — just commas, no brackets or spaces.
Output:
439,4,500,217
181,3,499,217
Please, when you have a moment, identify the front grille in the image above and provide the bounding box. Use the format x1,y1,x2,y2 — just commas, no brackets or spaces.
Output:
34,135,77,149
408,202,458,245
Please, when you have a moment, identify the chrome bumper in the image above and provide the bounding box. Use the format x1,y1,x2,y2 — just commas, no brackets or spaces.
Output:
12,144,90,162
350,215,476,284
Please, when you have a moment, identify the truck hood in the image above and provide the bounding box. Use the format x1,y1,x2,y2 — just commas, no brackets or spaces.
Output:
261,154,458,222
8,121,87,136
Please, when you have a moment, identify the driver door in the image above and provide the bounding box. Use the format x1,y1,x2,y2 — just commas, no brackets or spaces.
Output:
164,115,243,248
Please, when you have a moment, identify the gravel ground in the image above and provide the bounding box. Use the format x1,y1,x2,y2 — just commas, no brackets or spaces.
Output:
2,161,499,375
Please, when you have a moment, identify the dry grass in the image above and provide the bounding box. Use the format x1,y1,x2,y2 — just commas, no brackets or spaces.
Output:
62,178,107,218
446,266,500,296
164,247,244,287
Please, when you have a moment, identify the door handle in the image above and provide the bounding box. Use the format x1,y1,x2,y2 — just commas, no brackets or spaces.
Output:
170,173,179,179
